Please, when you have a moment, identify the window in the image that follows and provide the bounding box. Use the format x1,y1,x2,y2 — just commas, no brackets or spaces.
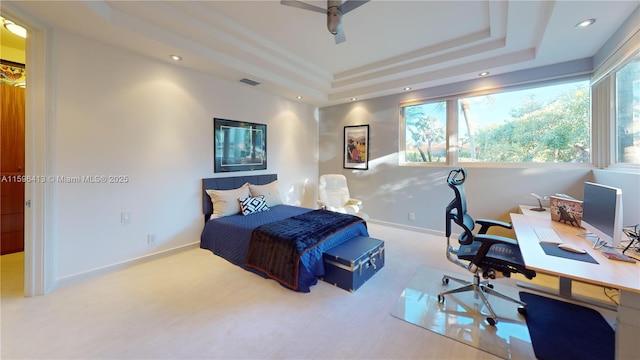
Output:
402,101,447,163
615,58,640,165
458,82,590,163
401,79,590,165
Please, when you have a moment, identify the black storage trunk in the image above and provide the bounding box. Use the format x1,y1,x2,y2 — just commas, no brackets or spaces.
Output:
322,236,385,292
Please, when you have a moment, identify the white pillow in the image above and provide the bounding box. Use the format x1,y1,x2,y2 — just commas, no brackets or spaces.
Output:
249,180,283,207
206,183,250,219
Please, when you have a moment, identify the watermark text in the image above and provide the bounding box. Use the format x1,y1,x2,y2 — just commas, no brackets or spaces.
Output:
1,175,130,184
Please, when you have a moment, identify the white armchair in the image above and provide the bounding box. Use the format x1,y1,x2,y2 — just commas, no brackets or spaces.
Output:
318,174,369,220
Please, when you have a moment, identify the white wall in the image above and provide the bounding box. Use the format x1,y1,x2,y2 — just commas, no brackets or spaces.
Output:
319,76,640,234
319,96,596,233
318,11,640,233
51,30,318,281
593,170,640,227
27,11,640,287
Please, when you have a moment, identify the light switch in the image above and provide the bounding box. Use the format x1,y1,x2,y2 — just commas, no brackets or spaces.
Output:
121,211,131,223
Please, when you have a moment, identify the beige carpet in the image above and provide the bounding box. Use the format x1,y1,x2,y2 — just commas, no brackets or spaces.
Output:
1,222,616,359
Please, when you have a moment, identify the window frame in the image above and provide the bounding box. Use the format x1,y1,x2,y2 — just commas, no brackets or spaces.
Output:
611,52,640,169
399,76,593,168
591,29,639,170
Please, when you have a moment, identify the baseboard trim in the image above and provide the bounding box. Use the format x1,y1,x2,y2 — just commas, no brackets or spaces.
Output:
53,242,200,290
366,218,444,237
52,221,441,290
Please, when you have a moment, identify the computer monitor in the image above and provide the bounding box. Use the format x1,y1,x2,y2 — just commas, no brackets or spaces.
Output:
581,182,623,248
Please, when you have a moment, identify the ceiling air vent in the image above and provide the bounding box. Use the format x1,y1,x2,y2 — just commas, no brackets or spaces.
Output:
240,78,260,86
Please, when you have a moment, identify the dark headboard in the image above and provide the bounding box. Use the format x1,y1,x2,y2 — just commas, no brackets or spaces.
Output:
202,174,278,223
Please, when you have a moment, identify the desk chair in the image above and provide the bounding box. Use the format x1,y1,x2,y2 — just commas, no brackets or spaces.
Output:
318,174,369,220
438,168,536,326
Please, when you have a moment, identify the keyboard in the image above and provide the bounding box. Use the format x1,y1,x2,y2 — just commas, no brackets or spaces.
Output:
533,227,564,244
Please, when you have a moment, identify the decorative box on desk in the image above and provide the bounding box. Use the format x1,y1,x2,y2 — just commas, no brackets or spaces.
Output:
322,236,385,292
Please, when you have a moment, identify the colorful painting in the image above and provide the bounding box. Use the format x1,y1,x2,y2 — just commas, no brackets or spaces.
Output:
550,196,583,228
344,125,369,170
0,61,26,87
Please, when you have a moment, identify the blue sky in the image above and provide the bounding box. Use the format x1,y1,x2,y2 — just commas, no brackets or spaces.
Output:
459,81,590,131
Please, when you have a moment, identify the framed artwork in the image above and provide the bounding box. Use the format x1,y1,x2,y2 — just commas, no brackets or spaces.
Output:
214,118,267,172
0,60,26,86
343,125,369,170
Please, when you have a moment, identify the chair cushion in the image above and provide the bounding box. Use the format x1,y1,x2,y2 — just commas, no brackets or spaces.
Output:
458,242,536,279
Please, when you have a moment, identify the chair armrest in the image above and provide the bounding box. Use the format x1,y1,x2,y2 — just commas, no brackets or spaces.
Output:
346,198,362,207
344,204,360,214
325,206,348,214
473,234,518,247
475,218,512,234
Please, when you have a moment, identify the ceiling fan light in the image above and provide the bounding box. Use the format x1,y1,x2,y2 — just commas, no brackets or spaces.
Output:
4,20,27,38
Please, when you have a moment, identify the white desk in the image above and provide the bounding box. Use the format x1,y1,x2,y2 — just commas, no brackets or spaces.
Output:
511,213,640,360
518,205,550,218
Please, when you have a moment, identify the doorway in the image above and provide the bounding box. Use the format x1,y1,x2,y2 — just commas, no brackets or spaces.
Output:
1,17,27,301
1,81,26,255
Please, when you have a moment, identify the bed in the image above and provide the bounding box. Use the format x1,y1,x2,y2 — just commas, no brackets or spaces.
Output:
200,174,369,292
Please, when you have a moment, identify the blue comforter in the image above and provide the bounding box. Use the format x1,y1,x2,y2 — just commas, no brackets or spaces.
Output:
245,209,367,291
200,205,368,292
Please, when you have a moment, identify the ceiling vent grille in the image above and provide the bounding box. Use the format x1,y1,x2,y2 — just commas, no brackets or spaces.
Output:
240,78,260,86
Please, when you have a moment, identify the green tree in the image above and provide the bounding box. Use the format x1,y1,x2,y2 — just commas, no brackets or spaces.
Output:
474,86,590,162
404,102,446,162
406,114,445,162
460,96,495,161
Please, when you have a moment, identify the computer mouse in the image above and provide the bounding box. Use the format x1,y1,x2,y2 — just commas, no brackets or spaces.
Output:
558,243,586,254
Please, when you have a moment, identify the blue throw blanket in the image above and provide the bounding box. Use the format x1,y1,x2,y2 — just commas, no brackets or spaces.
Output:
245,210,366,291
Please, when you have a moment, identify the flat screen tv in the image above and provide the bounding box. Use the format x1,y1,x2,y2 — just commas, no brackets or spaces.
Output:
581,182,623,248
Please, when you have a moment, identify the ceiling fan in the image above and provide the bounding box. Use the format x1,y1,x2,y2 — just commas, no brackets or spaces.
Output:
280,0,370,44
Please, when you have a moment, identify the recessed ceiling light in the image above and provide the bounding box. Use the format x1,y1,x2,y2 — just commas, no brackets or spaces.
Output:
403,87,412,91
350,97,357,101
575,19,595,29
296,96,303,100
3,19,26,38
170,54,182,61
479,71,490,76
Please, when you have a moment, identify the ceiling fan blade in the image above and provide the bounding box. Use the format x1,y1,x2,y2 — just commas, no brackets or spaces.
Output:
339,0,370,14
280,0,326,14
334,24,346,44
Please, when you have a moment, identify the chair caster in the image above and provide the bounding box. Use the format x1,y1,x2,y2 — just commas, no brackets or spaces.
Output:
438,294,445,303
442,276,449,285
517,306,527,316
486,317,497,326
480,284,493,293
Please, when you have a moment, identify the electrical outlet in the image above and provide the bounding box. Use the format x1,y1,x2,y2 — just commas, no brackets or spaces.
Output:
147,234,156,245
408,212,415,221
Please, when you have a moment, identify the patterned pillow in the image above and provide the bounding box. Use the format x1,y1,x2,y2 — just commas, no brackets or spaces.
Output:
239,195,270,215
